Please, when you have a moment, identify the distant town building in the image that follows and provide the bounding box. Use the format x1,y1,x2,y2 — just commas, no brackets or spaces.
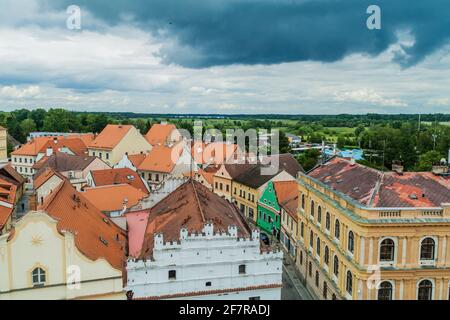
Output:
88,125,152,166
297,157,450,300
126,180,283,300
137,142,195,188
257,181,281,237
33,153,110,190
86,168,149,194
83,184,148,218
144,123,182,146
11,135,92,179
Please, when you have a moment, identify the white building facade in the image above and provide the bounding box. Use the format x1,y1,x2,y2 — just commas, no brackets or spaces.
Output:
126,224,283,300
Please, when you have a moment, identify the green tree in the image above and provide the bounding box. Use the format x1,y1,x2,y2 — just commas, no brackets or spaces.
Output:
296,149,321,172
416,150,444,171
20,118,37,137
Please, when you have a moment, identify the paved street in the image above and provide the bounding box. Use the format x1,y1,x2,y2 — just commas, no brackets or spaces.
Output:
281,253,316,300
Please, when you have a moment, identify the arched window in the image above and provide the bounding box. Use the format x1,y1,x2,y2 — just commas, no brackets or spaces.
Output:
333,256,339,276
334,220,340,239
420,237,436,261
377,281,393,300
323,282,328,299
418,280,433,300
324,246,330,265
310,230,314,248
379,238,395,262
315,271,320,287
346,271,353,295
300,222,304,238
326,212,330,231
317,206,322,224
299,251,303,265
316,238,321,256
348,231,354,253
32,267,46,287
301,194,305,210
308,262,312,277
310,200,315,218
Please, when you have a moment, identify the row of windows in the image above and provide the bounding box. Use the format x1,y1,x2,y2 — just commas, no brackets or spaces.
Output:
13,157,35,164
258,210,279,224
15,166,35,174
214,182,230,193
91,151,110,160
141,172,162,182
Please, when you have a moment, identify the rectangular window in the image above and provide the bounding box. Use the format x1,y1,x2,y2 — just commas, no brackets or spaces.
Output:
168,270,176,280
215,182,218,189
106,153,109,160
226,185,229,192
239,264,246,275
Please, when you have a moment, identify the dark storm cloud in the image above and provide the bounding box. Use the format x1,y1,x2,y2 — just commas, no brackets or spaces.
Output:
41,0,450,68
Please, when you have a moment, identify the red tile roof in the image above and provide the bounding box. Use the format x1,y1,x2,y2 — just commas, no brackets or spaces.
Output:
90,168,148,193
88,124,133,150
139,180,251,259
191,141,239,165
127,154,147,168
273,181,299,221
126,210,150,258
309,157,450,208
38,180,127,270
137,144,184,173
145,123,177,145
83,184,148,213
0,176,17,230
12,136,89,156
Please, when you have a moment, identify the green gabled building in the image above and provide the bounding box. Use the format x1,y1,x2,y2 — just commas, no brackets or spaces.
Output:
257,181,281,237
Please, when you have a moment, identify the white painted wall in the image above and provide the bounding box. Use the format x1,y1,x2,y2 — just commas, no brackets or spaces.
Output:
126,224,283,300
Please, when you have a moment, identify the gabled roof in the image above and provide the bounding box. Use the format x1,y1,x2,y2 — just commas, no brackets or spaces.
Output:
273,181,299,221
137,144,183,173
11,136,89,156
88,124,133,150
83,184,148,213
33,153,98,176
0,163,25,185
33,167,65,190
38,180,127,270
0,204,13,231
139,180,251,259
90,168,148,193
145,123,177,146
234,154,302,189
127,154,147,168
191,141,239,165
308,157,450,208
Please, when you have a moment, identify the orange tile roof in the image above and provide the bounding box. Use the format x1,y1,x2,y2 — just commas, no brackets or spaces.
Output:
145,123,177,145
88,124,133,150
38,180,127,270
33,167,65,190
273,181,299,221
83,184,148,213
11,136,89,156
137,144,183,173
139,180,251,259
127,154,147,168
0,204,13,230
191,141,239,165
90,168,148,193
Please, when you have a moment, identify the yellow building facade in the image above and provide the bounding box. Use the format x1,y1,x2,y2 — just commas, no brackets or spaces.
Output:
296,160,450,300
0,211,125,300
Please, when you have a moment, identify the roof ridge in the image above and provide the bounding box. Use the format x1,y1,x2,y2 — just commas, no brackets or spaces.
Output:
191,180,206,223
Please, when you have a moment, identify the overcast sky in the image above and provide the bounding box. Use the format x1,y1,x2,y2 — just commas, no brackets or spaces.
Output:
0,0,450,114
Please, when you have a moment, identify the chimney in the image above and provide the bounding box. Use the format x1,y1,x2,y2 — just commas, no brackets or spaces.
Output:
392,161,404,175
53,137,58,144
46,147,53,157
28,192,38,211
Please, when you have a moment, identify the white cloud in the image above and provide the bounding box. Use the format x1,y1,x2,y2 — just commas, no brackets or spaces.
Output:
334,89,408,107
0,85,41,99
426,98,450,106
